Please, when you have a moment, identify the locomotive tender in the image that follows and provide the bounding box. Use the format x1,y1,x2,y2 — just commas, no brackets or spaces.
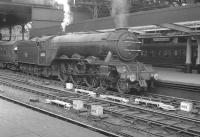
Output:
0,29,157,93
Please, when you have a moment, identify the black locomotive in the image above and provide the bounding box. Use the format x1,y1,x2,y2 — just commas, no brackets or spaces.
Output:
0,29,157,93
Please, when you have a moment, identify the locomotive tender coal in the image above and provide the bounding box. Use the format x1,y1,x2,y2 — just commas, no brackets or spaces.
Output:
0,29,157,93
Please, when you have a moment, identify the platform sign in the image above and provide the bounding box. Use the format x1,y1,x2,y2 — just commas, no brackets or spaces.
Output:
73,100,84,110
91,105,103,116
180,101,193,112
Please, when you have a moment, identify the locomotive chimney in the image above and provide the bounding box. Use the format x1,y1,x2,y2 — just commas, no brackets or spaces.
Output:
111,0,128,29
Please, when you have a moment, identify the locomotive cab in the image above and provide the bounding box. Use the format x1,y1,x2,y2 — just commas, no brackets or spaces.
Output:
0,41,19,70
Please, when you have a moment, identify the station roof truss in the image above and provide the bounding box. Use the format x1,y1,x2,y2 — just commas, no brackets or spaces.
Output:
66,4,200,39
69,21,200,39
129,21,200,38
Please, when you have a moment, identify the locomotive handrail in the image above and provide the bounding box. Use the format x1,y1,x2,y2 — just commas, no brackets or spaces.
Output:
124,49,141,52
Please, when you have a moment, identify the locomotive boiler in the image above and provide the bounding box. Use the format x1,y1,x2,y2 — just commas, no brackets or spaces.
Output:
1,29,157,93
52,29,140,61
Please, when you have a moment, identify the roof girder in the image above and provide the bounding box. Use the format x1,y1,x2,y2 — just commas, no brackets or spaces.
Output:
158,23,193,33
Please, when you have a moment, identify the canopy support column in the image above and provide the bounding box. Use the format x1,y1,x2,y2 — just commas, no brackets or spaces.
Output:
22,24,25,40
9,26,12,41
185,37,192,73
196,37,200,73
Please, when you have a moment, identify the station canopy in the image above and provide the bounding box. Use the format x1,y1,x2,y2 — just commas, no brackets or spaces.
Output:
97,21,200,38
66,3,200,38
0,2,31,27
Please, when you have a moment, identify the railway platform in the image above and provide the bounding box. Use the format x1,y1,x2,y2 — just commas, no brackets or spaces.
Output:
155,67,200,86
0,98,107,137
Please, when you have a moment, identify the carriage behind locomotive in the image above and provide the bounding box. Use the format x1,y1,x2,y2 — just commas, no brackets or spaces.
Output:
0,29,157,93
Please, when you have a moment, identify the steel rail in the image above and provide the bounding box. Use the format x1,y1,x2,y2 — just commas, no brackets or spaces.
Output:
0,77,200,136
0,94,121,137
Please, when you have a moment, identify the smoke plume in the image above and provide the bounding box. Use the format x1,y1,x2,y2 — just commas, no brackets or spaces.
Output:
54,0,73,30
111,0,129,28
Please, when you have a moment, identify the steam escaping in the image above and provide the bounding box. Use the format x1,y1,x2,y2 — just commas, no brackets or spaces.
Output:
54,0,73,30
111,0,129,28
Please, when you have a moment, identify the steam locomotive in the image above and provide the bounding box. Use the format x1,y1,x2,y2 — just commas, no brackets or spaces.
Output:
0,29,157,93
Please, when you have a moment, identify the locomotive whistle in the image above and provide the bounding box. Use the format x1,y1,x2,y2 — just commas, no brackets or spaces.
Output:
124,49,141,52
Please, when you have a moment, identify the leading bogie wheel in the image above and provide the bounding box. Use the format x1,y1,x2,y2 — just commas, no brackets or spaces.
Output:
117,79,130,94
70,75,82,85
100,78,109,91
84,76,99,88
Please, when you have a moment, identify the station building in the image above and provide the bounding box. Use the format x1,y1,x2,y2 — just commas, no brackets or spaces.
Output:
0,0,64,39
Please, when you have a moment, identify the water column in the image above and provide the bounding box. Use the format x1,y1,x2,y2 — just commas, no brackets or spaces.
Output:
196,37,200,74
185,37,192,73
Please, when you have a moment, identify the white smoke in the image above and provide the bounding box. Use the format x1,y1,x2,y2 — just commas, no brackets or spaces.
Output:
54,0,73,30
111,0,129,28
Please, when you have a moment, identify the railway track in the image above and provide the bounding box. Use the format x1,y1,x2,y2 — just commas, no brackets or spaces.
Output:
1,70,200,113
1,69,200,111
0,95,120,137
0,70,200,137
155,81,200,92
